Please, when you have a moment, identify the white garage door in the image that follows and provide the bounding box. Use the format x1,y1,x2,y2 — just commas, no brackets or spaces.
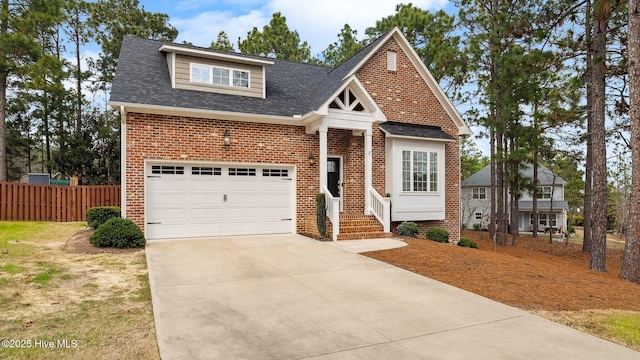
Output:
145,163,294,240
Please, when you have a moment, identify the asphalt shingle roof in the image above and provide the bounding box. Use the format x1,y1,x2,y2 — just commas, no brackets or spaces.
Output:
110,35,389,117
378,121,455,141
462,163,566,186
518,200,569,211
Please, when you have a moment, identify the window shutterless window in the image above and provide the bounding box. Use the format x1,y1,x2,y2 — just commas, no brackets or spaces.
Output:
537,186,552,199
472,187,486,199
402,150,438,192
190,63,249,88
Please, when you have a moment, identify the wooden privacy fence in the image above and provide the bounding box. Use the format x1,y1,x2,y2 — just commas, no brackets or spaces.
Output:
0,182,121,222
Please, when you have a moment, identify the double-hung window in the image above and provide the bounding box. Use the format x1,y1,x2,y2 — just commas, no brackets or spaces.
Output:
472,187,486,199
537,186,552,199
190,63,250,88
402,150,438,192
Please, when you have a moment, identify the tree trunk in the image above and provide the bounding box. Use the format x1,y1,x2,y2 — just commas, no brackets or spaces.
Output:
533,157,539,238
620,0,640,283
0,0,8,182
583,0,593,253
75,8,82,134
589,0,609,272
490,128,496,242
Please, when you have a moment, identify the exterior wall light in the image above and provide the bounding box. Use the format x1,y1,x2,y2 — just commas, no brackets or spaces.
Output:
308,151,315,164
223,129,231,147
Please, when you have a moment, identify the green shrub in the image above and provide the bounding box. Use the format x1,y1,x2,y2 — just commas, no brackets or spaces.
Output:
86,206,121,229
426,227,449,243
397,221,420,237
571,214,584,226
568,225,576,235
90,218,145,248
473,223,482,231
458,238,478,249
316,193,326,238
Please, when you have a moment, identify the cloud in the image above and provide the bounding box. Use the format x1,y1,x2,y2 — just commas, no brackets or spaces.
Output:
172,10,267,49
266,0,448,55
169,0,448,54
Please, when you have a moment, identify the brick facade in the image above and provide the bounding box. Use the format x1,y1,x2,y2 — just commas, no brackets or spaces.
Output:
356,38,461,241
123,36,461,241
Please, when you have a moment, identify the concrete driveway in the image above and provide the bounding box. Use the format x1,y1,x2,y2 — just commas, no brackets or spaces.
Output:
145,234,639,360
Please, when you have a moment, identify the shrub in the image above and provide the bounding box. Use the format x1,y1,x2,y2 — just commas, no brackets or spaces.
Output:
86,206,121,229
90,218,145,248
458,238,478,249
426,227,449,243
397,221,420,237
473,223,482,231
316,193,326,238
568,226,576,235
571,214,584,226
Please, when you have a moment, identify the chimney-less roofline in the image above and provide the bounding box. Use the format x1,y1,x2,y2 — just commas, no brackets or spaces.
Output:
159,45,275,66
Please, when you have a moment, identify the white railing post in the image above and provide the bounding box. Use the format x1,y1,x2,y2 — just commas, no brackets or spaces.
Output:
368,186,390,233
322,187,340,241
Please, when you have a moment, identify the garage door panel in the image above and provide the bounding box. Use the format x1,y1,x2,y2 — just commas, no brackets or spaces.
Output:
227,206,258,219
148,178,187,191
190,207,224,219
148,208,187,221
261,194,290,205
190,193,223,205
259,207,290,218
146,223,188,240
146,164,293,240
228,193,259,205
227,181,258,191
190,222,225,236
190,180,224,191
148,193,187,207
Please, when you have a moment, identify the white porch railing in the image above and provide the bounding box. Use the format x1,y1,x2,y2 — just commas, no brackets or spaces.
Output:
368,186,391,233
323,187,340,241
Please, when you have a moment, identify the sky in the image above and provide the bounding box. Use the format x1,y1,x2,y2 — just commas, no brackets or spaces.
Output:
137,0,452,56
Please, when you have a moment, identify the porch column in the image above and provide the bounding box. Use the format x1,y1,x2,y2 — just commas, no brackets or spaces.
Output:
319,125,328,192
364,128,372,215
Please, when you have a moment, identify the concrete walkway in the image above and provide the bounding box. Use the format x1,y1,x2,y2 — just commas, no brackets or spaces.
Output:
145,234,639,360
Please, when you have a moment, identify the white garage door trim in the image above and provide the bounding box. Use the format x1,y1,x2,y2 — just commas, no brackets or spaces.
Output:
144,160,296,240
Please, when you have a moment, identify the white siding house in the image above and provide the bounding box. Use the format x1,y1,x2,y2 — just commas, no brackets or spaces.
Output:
461,164,568,233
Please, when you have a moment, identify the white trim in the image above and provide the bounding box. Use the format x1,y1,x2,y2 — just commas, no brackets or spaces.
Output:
110,102,315,126
316,76,387,124
341,27,471,136
120,106,127,218
189,62,251,89
159,44,274,66
171,52,176,88
364,130,372,215
262,66,266,99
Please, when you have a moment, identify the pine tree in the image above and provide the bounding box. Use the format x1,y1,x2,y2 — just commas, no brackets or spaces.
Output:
238,12,311,62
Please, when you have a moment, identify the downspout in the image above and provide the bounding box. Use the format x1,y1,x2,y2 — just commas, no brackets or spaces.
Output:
120,106,127,218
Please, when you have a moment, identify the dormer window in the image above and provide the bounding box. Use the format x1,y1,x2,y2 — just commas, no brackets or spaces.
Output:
190,63,250,88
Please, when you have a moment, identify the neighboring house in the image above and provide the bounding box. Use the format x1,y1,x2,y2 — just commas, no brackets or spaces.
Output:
108,28,471,241
461,164,569,233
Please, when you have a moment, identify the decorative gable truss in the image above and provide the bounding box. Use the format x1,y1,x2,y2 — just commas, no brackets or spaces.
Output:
304,77,387,135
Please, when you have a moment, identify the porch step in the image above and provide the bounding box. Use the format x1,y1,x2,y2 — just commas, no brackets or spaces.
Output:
327,213,390,240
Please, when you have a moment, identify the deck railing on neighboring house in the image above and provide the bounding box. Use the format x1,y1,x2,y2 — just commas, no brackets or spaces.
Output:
322,187,340,241
368,186,391,233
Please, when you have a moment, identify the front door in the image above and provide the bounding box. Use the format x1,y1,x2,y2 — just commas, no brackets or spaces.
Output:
327,157,341,198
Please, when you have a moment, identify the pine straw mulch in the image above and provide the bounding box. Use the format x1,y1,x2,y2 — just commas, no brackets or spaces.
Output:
364,230,640,312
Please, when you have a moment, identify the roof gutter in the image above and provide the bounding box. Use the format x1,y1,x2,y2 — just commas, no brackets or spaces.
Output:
109,101,314,127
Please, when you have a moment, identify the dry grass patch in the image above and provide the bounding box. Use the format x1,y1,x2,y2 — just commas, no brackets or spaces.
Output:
0,222,158,360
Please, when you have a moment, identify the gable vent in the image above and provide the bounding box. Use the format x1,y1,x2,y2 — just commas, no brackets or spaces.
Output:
387,51,397,71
